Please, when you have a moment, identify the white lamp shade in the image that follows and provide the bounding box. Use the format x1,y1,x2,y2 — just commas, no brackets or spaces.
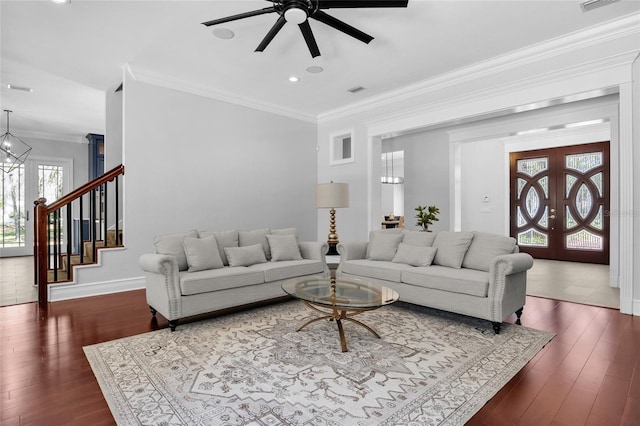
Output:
316,182,349,208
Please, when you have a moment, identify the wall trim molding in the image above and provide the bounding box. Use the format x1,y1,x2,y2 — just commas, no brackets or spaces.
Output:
126,65,317,124
48,276,145,302
319,13,640,124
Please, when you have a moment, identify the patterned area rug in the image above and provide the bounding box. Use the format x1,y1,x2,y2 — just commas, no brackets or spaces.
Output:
84,301,554,425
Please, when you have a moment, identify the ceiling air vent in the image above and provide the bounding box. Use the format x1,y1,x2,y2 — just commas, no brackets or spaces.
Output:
347,86,366,94
580,0,620,12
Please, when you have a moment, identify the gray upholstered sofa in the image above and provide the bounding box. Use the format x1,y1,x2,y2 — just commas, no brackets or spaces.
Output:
140,227,329,330
337,229,534,333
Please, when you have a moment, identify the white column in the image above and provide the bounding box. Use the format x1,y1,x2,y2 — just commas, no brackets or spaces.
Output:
617,81,634,315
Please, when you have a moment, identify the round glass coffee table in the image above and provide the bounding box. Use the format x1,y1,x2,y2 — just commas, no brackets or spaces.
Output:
282,276,399,352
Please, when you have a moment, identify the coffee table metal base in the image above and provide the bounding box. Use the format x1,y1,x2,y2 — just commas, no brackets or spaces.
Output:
297,300,381,352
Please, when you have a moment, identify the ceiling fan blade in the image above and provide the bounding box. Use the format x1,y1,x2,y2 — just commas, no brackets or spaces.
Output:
255,15,287,52
202,6,276,26
318,0,408,8
299,21,321,58
312,10,373,44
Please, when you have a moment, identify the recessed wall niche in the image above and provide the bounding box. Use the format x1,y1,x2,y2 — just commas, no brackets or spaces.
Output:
329,130,354,165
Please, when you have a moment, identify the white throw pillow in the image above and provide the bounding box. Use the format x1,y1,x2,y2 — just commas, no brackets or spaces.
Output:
392,243,437,267
153,229,199,271
365,228,403,258
199,229,239,266
239,228,271,260
368,233,404,261
266,234,302,261
432,231,474,269
224,244,267,267
462,231,517,272
401,229,437,247
183,236,224,272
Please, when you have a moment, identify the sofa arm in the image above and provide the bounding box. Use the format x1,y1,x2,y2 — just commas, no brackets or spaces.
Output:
298,241,329,260
139,253,180,275
337,241,368,260
490,253,534,277
487,252,534,321
139,253,182,321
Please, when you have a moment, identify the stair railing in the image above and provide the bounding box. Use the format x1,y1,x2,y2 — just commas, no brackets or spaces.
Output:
34,164,124,307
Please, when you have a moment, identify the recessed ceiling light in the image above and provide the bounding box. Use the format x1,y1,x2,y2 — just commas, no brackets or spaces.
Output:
51,0,70,4
288,76,300,83
347,86,366,94
7,84,34,93
212,28,235,39
306,66,323,74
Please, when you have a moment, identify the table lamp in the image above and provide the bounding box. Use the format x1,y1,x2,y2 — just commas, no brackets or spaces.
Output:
316,181,349,256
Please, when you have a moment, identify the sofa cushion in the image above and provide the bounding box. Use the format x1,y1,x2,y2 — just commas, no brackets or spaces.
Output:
270,227,298,239
153,229,199,271
249,259,325,282
462,231,517,272
199,229,239,266
179,267,265,296
365,228,403,258
392,243,437,267
432,231,474,269
266,234,302,261
368,232,404,261
239,228,271,260
401,266,489,297
183,236,224,272
224,244,267,267
401,229,437,247
342,259,411,282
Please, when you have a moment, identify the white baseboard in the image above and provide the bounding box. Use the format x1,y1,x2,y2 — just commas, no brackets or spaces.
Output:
48,276,145,302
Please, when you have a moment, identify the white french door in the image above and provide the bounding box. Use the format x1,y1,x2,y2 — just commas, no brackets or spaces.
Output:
0,158,71,257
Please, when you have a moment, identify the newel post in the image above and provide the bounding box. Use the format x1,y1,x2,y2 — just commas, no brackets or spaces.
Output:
34,197,49,308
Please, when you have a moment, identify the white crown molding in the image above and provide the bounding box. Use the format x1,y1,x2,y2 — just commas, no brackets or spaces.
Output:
363,50,636,135
318,12,640,124
17,129,87,144
126,65,318,124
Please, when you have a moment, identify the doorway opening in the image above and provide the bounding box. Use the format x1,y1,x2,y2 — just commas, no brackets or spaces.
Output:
380,150,404,228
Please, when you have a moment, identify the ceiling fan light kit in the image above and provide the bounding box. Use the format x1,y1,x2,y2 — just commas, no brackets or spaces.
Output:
202,0,409,58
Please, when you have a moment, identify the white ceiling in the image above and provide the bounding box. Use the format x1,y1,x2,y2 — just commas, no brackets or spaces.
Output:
1,0,639,142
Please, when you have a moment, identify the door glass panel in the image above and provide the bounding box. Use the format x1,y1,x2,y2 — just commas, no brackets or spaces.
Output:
566,174,577,197
517,157,548,177
590,172,603,197
538,206,549,229
566,152,602,173
518,228,548,247
516,206,527,227
1,165,25,247
566,229,603,251
525,187,540,218
537,176,548,198
517,178,526,198
591,205,603,230
575,183,592,219
566,206,578,229
38,164,64,202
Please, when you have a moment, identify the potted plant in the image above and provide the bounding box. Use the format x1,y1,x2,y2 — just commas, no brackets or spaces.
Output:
415,205,440,231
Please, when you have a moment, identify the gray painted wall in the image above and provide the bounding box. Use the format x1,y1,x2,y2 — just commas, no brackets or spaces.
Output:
75,76,318,284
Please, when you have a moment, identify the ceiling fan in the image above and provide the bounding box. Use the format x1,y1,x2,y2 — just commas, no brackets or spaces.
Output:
202,0,409,58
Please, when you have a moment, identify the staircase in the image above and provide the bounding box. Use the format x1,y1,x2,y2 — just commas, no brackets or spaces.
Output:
34,165,124,307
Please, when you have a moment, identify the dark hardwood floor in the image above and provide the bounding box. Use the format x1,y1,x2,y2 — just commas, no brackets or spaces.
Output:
0,290,638,425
